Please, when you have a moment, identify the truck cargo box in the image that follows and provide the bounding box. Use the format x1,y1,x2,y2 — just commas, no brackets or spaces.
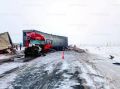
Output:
0,32,13,51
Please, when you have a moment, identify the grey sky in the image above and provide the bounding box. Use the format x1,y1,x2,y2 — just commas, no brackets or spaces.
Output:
0,0,120,46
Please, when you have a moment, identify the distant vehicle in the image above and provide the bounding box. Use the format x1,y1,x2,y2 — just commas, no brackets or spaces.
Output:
23,30,68,57
0,32,13,54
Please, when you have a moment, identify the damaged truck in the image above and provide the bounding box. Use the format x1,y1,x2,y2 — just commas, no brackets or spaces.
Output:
0,32,13,54
23,30,68,57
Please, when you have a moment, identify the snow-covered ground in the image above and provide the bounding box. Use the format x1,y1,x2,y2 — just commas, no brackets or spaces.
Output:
80,46,120,62
0,54,14,61
0,62,25,89
0,51,110,89
80,46,120,89
0,46,120,89
0,72,17,89
0,63,24,75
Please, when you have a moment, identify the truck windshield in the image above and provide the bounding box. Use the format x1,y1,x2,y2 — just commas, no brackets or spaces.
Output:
30,40,45,45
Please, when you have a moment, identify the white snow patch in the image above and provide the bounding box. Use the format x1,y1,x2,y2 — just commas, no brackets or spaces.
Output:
56,78,79,89
81,46,120,63
0,73,17,89
80,64,95,88
0,63,24,75
61,61,68,70
79,46,120,89
0,55,12,60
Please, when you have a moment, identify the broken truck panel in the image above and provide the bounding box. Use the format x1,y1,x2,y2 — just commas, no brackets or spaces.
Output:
0,32,13,51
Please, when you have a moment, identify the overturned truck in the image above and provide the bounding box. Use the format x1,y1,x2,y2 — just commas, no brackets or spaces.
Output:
0,32,13,54
23,30,68,57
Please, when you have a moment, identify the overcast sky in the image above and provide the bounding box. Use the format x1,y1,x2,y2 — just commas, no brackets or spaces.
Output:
0,0,120,46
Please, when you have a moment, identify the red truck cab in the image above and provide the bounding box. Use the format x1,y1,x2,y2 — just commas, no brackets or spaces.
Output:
24,32,52,57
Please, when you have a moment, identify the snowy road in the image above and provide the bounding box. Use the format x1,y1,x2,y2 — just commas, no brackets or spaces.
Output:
0,51,110,89
8,51,86,89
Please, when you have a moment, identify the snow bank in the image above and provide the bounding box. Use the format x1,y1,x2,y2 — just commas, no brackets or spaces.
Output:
80,46,120,62
79,46,120,88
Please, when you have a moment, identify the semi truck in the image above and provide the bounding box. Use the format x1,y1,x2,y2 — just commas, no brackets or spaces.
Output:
23,30,68,57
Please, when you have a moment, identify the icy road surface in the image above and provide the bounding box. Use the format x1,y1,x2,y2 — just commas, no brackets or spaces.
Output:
3,51,109,89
